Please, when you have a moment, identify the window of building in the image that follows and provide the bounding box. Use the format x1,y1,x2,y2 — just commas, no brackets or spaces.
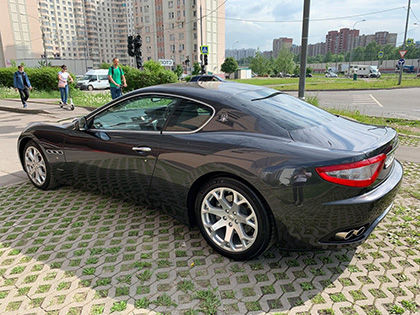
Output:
168,1,173,8
169,12,174,19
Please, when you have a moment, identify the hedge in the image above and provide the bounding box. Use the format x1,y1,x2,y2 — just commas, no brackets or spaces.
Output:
0,66,73,90
0,60,178,92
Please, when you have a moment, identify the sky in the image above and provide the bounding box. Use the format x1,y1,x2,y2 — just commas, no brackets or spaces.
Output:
224,0,420,51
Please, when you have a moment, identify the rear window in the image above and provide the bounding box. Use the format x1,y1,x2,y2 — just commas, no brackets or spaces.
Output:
239,90,335,131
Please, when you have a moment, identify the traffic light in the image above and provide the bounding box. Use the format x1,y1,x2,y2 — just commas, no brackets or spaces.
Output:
134,35,142,54
127,35,135,57
203,54,208,65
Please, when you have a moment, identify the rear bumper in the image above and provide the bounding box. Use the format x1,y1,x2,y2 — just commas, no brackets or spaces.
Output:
276,160,403,250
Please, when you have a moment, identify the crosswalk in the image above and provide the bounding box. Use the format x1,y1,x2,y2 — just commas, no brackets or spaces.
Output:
351,94,383,107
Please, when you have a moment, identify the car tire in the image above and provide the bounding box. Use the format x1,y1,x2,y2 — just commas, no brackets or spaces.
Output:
87,85,93,91
195,177,274,260
23,141,58,190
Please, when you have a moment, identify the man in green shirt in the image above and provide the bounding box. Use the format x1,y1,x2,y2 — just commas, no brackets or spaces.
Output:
108,58,127,99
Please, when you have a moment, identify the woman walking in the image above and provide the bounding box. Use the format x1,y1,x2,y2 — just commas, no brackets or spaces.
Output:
58,65,74,106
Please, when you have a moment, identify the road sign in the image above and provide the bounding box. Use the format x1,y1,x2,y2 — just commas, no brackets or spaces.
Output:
406,38,413,46
200,45,209,55
398,58,405,66
158,59,173,67
378,51,384,59
399,50,407,58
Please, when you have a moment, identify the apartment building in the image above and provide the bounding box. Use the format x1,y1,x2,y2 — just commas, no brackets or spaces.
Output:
0,0,44,67
272,37,292,57
133,0,225,74
38,0,132,68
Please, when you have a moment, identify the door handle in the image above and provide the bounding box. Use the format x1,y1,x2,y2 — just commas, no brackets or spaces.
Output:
132,146,151,152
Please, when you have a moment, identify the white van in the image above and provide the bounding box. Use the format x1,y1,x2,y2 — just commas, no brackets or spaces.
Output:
76,69,110,91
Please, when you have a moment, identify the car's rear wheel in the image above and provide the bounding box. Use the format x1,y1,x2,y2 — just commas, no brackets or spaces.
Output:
195,177,273,260
23,141,57,190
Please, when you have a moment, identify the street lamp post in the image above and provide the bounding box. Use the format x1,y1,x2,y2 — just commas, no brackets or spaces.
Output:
21,13,48,66
347,19,365,78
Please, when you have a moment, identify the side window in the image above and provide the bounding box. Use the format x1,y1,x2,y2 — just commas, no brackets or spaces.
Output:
165,100,212,131
99,75,108,80
91,95,178,131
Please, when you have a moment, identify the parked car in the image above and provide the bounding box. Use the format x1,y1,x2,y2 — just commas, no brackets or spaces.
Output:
325,71,338,78
76,69,110,91
18,82,402,260
189,74,225,82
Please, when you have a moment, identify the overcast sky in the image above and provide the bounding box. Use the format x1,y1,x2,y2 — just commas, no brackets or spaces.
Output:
224,0,420,51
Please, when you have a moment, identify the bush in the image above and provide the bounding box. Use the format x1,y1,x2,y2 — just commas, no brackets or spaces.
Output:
0,66,75,91
1,61,177,93
124,60,177,92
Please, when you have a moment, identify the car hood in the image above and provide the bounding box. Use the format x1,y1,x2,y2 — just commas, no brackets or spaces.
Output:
289,117,394,153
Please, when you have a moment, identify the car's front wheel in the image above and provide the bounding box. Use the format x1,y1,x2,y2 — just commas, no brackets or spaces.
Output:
195,178,274,260
23,141,57,190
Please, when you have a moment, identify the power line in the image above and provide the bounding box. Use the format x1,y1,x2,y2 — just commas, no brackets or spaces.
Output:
223,7,405,23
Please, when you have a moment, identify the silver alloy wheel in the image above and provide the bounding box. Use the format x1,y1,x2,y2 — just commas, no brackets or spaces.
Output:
24,146,47,186
201,187,258,253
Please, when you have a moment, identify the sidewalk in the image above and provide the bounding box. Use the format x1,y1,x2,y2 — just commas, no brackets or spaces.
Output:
0,98,92,116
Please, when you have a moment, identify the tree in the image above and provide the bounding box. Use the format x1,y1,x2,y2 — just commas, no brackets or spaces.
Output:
100,62,111,69
276,48,295,75
250,50,270,76
192,62,201,75
173,64,184,78
220,57,238,78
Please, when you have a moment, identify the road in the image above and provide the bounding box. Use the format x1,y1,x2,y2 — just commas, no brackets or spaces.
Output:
288,87,420,120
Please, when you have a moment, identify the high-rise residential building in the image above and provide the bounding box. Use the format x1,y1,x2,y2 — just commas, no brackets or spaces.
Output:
38,0,133,68
133,0,225,74
0,0,44,67
272,37,292,57
2,0,135,69
325,28,359,55
359,31,397,47
225,48,256,60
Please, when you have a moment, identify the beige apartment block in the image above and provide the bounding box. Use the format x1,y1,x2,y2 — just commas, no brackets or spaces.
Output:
0,0,44,67
134,0,225,75
38,0,133,68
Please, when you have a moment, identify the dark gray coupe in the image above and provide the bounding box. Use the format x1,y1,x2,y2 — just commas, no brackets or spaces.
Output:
18,82,403,260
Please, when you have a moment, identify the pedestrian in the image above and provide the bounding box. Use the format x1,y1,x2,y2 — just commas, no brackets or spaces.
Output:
108,58,127,99
58,65,74,106
13,65,32,108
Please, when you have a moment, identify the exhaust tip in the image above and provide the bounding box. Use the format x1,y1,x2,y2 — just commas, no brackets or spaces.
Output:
353,226,365,237
334,230,355,241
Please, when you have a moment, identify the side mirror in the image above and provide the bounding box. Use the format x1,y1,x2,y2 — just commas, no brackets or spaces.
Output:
78,117,87,131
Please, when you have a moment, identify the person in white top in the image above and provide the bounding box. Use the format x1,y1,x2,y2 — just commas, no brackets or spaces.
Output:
58,65,74,105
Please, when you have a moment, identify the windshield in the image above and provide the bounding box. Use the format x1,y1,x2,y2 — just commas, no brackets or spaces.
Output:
82,75,95,80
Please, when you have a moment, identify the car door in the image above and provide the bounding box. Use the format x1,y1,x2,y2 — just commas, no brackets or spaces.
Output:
149,99,215,221
98,74,109,89
63,94,178,203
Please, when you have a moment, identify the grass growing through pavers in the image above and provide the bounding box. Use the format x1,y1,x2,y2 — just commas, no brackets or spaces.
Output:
0,164,419,314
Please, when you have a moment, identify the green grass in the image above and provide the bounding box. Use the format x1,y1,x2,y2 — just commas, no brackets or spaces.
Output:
233,74,420,91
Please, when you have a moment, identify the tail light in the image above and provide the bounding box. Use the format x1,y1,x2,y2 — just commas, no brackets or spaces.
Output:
315,154,386,187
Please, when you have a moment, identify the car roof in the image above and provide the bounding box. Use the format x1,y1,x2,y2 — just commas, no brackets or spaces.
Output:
125,82,273,106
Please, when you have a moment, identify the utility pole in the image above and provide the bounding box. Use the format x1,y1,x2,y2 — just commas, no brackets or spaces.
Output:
298,0,310,99
398,0,411,85
200,4,205,74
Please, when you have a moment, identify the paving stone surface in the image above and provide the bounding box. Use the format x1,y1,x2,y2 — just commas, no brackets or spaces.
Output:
0,161,418,315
